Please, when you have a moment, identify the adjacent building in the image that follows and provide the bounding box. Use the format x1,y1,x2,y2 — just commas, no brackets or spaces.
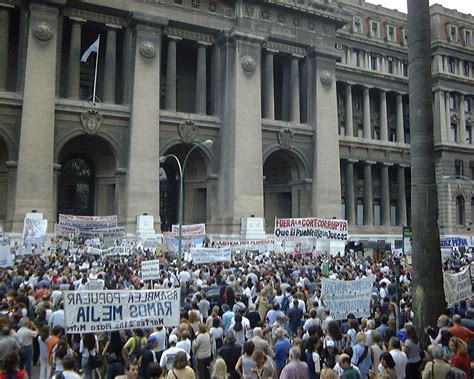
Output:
0,0,472,246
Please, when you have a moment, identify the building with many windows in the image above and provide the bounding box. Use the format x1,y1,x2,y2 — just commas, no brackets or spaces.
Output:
0,0,472,244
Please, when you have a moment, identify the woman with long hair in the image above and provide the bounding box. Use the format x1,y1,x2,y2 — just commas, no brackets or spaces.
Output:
305,335,321,379
192,323,213,379
211,358,228,379
166,351,194,379
449,337,472,379
229,313,246,347
51,337,73,377
370,331,387,374
80,333,99,379
1,352,28,379
325,321,345,352
402,324,421,379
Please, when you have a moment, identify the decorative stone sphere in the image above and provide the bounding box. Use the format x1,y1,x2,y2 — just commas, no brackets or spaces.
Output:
241,55,257,73
139,41,157,59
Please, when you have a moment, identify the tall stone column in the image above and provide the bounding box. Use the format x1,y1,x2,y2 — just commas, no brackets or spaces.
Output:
345,83,353,137
281,60,290,121
381,163,390,227
363,86,371,139
12,4,58,231
125,16,168,232
308,47,342,219
397,165,407,226
396,93,404,143
209,44,219,115
0,6,11,90
52,164,61,220
458,94,466,144
165,36,179,111
263,49,275,120
66,18,84,99
345,160,356,225
195,42,208,115
433,90,447,143
380,90,388,141
363,161,374,226
16,6,29,93
445,91,452,140
289,55,301,123
5,161,17,229
215,30,265,233
345,47,351,65
104,25,118,104
122,28,133,105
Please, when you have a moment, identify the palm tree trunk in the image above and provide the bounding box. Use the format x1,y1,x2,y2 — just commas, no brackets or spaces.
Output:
407,0,445,342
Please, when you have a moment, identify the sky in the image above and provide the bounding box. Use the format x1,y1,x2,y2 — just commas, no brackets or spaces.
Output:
366,0,473,15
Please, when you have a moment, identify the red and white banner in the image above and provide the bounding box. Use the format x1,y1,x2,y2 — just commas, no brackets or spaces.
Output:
171,223,206,237
274,217,348,241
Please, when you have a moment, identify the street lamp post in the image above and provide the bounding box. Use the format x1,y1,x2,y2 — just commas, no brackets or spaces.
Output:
159,139,213,265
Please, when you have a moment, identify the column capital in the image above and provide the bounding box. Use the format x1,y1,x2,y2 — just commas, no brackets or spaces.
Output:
69,16,86,23
345,158,358,163
167,35,182,42
0,3,14,9
291,53,304,59
128,12,169,28
53,163,62,171
5,160,17,169
196,40,212,47
105,23,122,30
397,164,410,168
265,48,278,54
380,162,394,166
364,160,377,165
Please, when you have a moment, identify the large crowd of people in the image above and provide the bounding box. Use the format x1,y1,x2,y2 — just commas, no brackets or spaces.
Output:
0,237,472,379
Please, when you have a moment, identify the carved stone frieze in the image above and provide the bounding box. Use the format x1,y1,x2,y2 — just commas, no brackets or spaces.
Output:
80,110,104,135
178,120,198,143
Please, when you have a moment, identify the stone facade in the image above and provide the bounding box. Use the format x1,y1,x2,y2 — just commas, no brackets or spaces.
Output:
0,0,472,242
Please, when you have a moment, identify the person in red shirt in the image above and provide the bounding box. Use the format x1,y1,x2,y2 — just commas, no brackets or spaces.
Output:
448,314,474,343
449,336,472,379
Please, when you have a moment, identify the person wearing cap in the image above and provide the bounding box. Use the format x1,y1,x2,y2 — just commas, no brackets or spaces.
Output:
159,334,190,373
139,335,161,379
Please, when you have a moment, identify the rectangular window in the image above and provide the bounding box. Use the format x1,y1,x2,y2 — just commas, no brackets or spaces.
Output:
341,201,346,220
465,29,472,45
370,21,380,37
373,127,380,140
449,25,457,41
463,62,470,76
387,58,394,74
451,124,458,143
455,159,464,177
450,94,457,110
466,126,472,144
339,125,346,136
402,62,408,77
351,50,360,66
390,203,397,226
402,28,408,45
386,25,396,42
356,201,364,225
353,17,362,33
355,98,361,111
448,58,455,73
465,98,471,112
374,201,381,226
370,54,378,70
357,124,364,138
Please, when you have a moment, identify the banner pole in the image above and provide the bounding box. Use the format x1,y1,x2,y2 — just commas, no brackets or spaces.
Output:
92,35,100,104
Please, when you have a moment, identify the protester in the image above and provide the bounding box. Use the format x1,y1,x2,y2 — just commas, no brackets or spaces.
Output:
166,351,195,379
448,337,472,379
421,345,450,379
279,347,309,379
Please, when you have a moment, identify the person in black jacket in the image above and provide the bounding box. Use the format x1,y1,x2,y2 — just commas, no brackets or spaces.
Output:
216,333,242,379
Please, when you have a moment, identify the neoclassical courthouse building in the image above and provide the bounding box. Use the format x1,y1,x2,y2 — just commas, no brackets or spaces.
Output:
0,0,473,243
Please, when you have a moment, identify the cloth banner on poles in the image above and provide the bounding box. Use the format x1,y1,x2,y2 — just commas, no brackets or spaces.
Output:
443,267,471,305
191,247,231,264
64,288,180,333
321,275,374,320
274,217,348,240
171,223,206,237
58,214,117,230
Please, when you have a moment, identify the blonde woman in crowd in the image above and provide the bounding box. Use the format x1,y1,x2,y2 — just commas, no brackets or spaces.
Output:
211,358,229,379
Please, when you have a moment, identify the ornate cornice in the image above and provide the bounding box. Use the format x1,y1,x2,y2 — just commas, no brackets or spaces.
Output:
63,8,126,27
164,27,213,44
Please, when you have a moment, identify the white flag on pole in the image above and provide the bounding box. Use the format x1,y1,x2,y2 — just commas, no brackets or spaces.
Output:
81,36,100,62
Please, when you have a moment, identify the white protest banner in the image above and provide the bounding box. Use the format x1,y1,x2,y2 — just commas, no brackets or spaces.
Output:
171,223,206,237
440,236,470,248
59,214,117,230
321,275,374,320
106,246,132,256
274,217,348,240
64,288,180,333
79,227,125,239
443,267,471,305
0,226,3,240
54,224,79,238
23,218,47,244
213,239,275,252
141,260,160,281
0,244,12,267
191,247,231,264
85,247,103,255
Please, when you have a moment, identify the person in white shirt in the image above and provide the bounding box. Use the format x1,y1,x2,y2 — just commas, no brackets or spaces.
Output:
388,337,407,379
175,330,191,355
50,303,66,330
159,334,190,372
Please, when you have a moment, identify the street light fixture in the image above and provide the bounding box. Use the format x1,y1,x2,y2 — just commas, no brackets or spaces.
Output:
159,139,213,265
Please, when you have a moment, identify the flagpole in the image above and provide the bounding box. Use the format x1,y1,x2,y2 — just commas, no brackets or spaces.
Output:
92,35,100,104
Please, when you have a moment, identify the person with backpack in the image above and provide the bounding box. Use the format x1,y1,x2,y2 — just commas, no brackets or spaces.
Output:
122,329,147,362
351,333,372,379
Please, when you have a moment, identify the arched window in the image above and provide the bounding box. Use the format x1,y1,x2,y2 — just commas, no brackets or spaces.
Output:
456,195,465,225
